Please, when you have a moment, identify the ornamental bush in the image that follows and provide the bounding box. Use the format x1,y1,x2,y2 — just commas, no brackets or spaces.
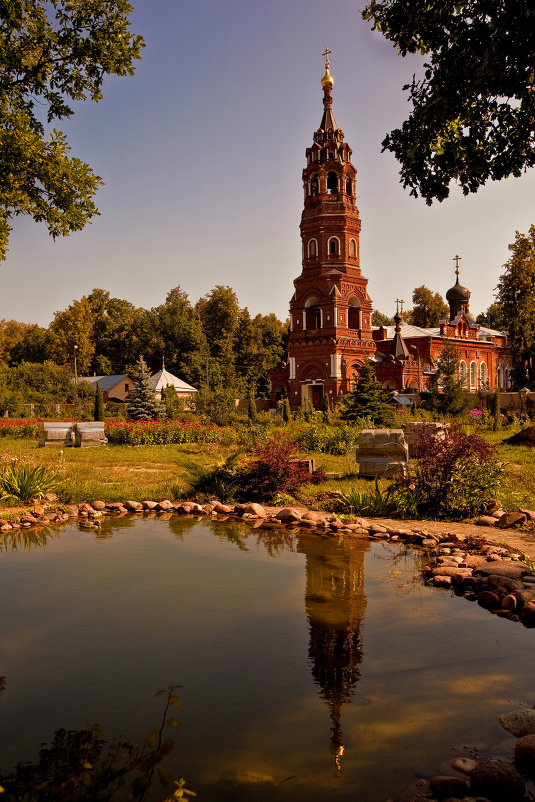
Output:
392,424,503,519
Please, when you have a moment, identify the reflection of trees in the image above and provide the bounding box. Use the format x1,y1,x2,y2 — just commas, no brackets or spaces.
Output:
0,528,58,554
298,534,369,771
0,685,187,802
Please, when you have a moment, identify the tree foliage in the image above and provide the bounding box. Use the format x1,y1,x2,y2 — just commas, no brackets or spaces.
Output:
339,359,395,425
409,285,448,327
93,381,104,422
371,310,394,326
362,1,535,203
0,0,143,259
476,302,505,331
496,225,535,387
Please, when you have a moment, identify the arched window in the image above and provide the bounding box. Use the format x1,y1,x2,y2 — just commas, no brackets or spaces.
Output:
305,297,321,330
345,177,352,196
497,366,503,388
459,360,468,387
327,171,338,194
328,237,340,256
348,238,357,259
348,297,361,329
308,238,318,258
310,174,319,196
480,362,488,388
470,361,478,389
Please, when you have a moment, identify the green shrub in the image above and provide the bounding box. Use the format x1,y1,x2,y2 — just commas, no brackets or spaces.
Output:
0,460,61,502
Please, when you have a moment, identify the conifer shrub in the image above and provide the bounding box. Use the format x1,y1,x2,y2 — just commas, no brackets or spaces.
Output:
247,390,258,423
339,359,395,426
126,356,163,421
391,424,503,519
282,397,291,424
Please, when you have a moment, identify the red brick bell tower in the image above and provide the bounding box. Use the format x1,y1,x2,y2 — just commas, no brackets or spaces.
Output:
271,50,375,411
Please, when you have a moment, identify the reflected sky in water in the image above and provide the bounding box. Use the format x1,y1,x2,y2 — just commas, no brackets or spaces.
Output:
0,517,534,801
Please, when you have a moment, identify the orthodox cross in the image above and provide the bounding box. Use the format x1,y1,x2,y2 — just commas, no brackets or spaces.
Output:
322,47,332,69
453,253,462,279
396,298,404,315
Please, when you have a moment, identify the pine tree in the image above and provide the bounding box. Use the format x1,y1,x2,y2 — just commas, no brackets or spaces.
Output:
93,382,105,422
126,356,163,421
340,360,394,425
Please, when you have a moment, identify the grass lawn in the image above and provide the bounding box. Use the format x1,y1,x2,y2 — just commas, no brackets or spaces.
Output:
1,424,535,514
0,436,370,506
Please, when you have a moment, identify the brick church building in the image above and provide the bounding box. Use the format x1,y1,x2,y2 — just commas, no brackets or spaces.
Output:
269,53,512,410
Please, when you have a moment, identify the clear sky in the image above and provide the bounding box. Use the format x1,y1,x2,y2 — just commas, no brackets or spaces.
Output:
3,0,535,328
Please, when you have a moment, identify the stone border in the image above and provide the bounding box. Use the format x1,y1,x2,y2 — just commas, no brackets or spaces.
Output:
1,498,534,627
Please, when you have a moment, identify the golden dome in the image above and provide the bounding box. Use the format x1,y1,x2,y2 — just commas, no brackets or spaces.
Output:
321,47,334,90
321,68,334,90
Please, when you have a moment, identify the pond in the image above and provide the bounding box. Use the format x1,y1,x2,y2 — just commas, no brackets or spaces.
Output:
0,516,534,801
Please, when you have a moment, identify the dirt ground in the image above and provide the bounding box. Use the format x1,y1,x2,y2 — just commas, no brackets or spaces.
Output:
371,516,535,561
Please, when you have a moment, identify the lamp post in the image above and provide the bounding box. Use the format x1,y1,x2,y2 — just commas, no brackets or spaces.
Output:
409,345,422,392
73,345,78,384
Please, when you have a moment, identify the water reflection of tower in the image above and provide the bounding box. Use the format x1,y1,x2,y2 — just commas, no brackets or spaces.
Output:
298,534,369,771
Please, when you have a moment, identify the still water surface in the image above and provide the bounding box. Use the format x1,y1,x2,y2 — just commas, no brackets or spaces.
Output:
0,516,534,801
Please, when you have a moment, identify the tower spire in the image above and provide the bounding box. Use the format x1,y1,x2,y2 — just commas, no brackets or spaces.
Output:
320,48,337,131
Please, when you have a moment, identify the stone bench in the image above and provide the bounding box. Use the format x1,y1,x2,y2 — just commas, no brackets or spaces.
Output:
38,421,107,448
356,428,408,479
38,422,75,447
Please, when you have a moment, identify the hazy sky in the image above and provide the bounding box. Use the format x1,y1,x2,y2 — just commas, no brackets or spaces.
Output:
3,0,535,327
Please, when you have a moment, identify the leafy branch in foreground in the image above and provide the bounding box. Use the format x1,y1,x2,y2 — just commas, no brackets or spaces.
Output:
0,0,144,259
0,685,193,801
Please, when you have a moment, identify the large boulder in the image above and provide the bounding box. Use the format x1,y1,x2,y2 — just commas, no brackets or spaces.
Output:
475,562,528,580
515,733,535,777
242,503,267,518
469,759,525,801
499,709,535,737
274,507,302,523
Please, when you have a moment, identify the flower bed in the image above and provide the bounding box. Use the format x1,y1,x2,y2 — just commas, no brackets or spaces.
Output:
0,419,40,438
104,419,236,446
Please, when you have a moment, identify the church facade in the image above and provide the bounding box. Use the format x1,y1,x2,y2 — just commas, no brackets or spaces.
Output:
269,54,512,409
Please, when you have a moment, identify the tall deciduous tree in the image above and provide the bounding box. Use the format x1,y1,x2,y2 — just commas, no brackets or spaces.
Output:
409,286,448,327
362,1,535,202
154,287,207,387
0,1,143,259
196,286,240,388
496,225,535,386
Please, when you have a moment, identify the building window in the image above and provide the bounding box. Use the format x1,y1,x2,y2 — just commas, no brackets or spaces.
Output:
328,237,340,255
310,174,319,196
348,298,361,329
469,361,477,389
346,177,352,196
459,361,468,387
308,238,318,258
327,171,338,193
348,238,357,258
